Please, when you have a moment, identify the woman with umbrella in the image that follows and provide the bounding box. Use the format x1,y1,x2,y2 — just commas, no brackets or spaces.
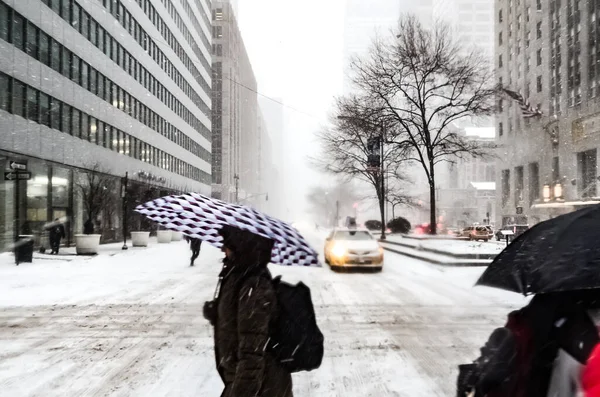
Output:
458,205,600,397
203,225,293,397
134,193,323,396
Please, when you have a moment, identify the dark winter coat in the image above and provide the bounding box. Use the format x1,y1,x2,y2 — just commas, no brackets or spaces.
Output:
48,224,65,242
213,226,293,397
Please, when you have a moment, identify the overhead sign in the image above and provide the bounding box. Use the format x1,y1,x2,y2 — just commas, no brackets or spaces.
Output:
9,161,27,170
4,171,32,181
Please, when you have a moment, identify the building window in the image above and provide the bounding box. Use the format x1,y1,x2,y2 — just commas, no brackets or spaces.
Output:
89,117,97,143
50,0,60,14
515,166,524,204
71,54,80,83
537,22,542,39
537,0,542,11
499,122,503,137
498,31,503,45
528,162,540,204
12,80,26,117
60,0,70,21
50,98,61,130
0,73,10,112
80,113,89,141
0,3,9,42
71,2,81,30
578,149,597,198
502,170,511,206
39,92,51,127
26,86,38,122
50,39,60,71
25,22,38,58
80,61,89,90
537,49,542,66
12,12,26,51
61,104,71,134
498,54,503,68
39,30,50,65
499,9,503,22
102,123,110,148
71,108,80,138
81,11,89,39
537,75,542,92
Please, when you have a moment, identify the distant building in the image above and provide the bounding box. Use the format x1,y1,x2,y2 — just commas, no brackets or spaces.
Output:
495,0,600,227
342,0,435,94
407,127,496,228
258,96,284,218
0,0,212,249
211,1,263,205
433,0,494,58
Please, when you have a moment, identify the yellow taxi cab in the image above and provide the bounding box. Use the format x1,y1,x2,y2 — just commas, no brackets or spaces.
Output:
324,228,384,271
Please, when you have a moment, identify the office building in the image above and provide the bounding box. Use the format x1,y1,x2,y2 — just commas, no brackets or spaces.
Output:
0,0,212,248
433,0,494,58
342,0,434,94
258,96,284,218
211,1,265,207
495,0,600,227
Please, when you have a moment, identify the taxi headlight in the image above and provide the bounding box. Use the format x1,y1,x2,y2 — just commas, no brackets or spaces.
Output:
331,243,347,258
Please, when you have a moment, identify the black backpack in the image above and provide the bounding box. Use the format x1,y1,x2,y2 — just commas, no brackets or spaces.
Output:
267,275,324,373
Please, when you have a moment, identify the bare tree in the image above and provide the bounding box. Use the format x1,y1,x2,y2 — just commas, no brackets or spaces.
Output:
77,164,118,235
386,181,414,221
312,95,411,236
352,15,496,234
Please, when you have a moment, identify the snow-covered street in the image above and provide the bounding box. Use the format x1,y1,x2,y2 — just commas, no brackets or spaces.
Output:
0,230,528,397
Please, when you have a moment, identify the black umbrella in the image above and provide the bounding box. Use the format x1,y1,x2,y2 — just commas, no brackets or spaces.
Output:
476,204,600,295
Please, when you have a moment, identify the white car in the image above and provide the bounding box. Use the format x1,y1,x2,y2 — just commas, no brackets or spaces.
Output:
324,228,384,271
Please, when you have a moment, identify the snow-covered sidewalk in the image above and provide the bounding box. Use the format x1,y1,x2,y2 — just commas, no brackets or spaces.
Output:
385,235,504,257
0,233,525,396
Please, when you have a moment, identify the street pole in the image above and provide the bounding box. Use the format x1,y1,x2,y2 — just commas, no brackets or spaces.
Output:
122,172,128,250
335,200,339,228
380,131,387,240
234,173,239,204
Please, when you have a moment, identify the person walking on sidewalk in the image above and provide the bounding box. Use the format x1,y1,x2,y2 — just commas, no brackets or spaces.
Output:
185,236,202,266
47,219,66,255
203,225,293,397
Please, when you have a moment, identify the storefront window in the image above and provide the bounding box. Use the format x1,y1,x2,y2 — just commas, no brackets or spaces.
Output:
51,166,70,224
26,161,49,233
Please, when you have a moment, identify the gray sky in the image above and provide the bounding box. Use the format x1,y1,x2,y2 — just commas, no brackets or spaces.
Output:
237,0,346,221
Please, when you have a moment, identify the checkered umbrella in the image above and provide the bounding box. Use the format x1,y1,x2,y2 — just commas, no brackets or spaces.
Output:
135,193,321,267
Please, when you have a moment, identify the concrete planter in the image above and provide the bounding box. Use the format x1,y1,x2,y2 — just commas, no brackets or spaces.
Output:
131,231,150,247
74,234,101,255
171,231,183,241
157,230,172,243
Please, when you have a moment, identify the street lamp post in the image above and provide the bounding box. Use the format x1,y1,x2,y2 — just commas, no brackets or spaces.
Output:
379,131,386,240
121,172,128,250
234,174,240,203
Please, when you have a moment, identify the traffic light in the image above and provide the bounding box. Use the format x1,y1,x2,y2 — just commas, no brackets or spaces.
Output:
366,136,381,170
367,154,381,169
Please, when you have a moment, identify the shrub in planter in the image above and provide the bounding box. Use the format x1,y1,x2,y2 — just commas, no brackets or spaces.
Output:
365,220,382,231
387,217,411,234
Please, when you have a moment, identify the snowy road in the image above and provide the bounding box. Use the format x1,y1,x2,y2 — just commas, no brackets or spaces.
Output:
0,230,528,397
